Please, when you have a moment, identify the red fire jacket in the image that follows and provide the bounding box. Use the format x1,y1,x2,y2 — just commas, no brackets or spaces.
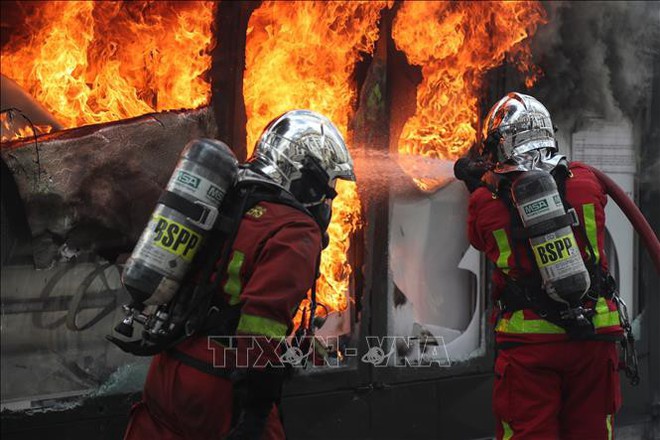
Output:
467,162,623,345
178,199,323,365
125,200,322,440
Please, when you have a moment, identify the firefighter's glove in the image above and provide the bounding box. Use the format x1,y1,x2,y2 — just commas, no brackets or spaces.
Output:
227,368,285,440
453,157,489,193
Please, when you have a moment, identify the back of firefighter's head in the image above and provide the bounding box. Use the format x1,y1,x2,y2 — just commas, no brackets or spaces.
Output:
482,92,557,165
249,109,356,207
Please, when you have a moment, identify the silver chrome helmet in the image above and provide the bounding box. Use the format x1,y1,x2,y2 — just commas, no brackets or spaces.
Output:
248,109,355,206
485,92,556,162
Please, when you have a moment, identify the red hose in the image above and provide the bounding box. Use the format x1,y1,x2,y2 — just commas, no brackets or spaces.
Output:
576,162,660,273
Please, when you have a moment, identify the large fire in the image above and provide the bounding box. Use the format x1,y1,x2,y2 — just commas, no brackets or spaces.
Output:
0,0,547,329
0,1,214,130
393,1,546,191
244,1,389,322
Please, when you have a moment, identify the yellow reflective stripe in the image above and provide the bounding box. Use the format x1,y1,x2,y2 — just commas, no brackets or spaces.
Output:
496,310,566,334
593,310,620,328
224,251,245,306
502,421,514,440
593,297,621,329
583,203,600,263
493,229,512,274
236,314,287,338
595,296,609,315
606,414,613,440
497,300,619,333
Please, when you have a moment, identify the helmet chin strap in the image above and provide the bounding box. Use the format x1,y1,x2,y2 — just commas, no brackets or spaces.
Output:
289,156,337,205
307,202,332,249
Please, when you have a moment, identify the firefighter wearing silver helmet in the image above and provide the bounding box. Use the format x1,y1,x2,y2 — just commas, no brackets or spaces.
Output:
484,92,592,306
484,92,564,173
243,109,355,242
124,110,355,440
456,92,625,439
246,109,354,200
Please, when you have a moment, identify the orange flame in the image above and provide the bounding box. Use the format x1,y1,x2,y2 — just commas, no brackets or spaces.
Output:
244,1,389,320
392,1,546,190
0,112,52,142
0,1,215,129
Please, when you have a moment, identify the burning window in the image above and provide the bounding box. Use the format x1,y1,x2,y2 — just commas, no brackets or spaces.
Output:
1,1,215,129
387,1,545,365
243,0,390,350
393,1,545,191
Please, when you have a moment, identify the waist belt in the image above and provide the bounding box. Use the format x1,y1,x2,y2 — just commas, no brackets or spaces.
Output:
497,270,619,340
499,268,616,314
497,333,624,351
167,348,233,379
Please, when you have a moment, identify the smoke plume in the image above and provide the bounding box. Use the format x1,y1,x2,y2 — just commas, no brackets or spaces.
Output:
529,1,660,130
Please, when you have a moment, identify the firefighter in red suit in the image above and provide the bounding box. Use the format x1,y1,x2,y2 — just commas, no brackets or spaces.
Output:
456,93,624,439
123,110,356,440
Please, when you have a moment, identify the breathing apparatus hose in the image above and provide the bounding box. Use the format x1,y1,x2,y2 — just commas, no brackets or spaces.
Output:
576,162,660,274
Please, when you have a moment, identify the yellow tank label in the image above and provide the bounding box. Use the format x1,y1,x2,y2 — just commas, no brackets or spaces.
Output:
151,215,201,262
533,233,579,268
